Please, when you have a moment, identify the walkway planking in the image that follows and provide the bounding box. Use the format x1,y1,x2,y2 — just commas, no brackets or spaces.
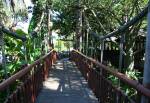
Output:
36,59,99,103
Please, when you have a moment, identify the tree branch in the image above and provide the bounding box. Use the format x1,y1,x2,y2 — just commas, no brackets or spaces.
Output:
90,5,148,40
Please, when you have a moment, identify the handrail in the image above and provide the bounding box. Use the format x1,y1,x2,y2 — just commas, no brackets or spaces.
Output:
90,5,148,40
72,49,150,98
0,50,54,91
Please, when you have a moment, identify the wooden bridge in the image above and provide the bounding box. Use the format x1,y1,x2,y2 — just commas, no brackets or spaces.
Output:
0,50,150,103
1,1,150,103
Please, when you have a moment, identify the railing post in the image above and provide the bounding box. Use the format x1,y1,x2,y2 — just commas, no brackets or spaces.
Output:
141,1,150,103
44,58,48,80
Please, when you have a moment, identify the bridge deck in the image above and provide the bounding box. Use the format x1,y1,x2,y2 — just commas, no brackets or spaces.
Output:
36,59,98,103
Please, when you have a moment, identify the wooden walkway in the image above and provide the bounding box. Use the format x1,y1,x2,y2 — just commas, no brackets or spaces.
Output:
36,59,99,103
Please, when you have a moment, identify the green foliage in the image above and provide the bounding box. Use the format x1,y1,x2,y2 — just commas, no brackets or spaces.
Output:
108,75,118,85
29,0,47,33
0,0,148,101
0,0,48,102
125,69,141,81
122,69,141,97
108,68,141,98
30,48,41,62
15,29,28,36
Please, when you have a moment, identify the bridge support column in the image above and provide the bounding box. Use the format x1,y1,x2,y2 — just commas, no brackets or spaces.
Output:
141,2,150,103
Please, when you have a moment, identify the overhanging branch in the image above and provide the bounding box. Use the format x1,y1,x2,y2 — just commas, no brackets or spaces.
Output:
0,25,27,41
90,5,148,40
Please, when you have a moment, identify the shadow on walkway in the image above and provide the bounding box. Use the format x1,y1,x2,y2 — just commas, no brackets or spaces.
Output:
36,58,98,103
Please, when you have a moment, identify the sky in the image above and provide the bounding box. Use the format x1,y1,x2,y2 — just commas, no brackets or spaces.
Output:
16,0,33,33
15,0,59,45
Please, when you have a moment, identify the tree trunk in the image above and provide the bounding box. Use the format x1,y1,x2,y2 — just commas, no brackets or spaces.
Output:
82,28,85,53
124,50,135,70
124,22,142,70
86,28,89,55
47,2,52,50
124,40,135,70
75,0,82,51
83,11,89,55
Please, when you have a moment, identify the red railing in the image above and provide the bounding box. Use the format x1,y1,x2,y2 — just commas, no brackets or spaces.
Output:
70,50,150,103
0,50,57,103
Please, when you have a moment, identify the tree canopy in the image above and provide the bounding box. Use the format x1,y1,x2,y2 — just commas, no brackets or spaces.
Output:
0,0,149,82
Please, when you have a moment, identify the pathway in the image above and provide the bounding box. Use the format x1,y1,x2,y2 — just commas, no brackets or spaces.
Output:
36,59,98,103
